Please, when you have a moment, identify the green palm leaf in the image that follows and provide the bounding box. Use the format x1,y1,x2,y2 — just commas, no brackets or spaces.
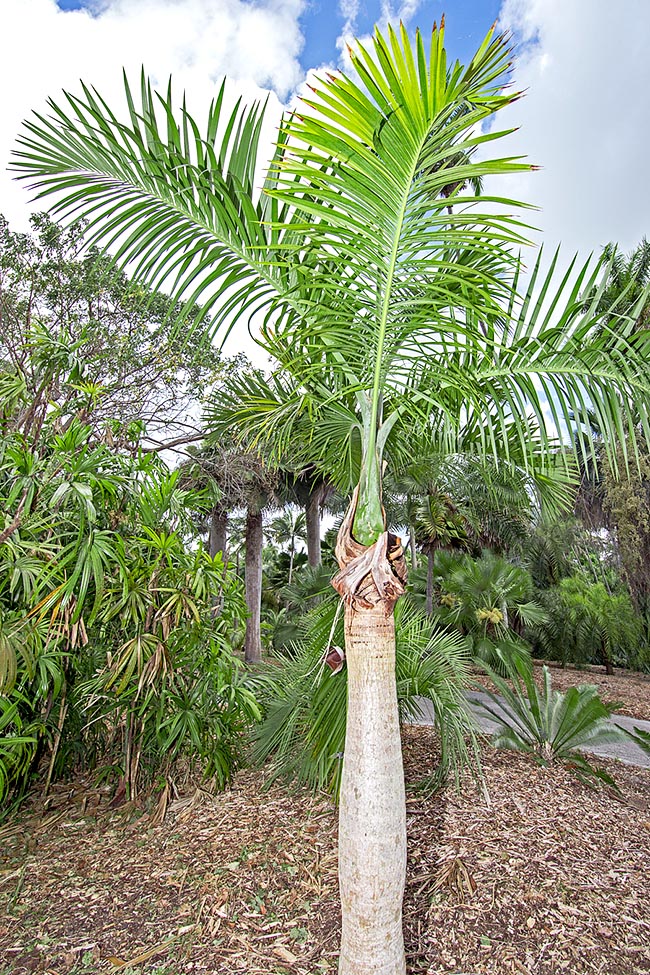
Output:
11,20,650,539
12,74,289,341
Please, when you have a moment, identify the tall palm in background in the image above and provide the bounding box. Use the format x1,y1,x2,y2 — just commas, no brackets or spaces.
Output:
180,440,277,660
585,237,650,330
268,507,307,584
12,23,650,975
411,489,471,614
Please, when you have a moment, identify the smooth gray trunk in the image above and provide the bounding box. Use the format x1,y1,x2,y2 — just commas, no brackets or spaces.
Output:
409,529,417,570
338,602,407,975
208,509,228,617
426,549,434,616
306,488,322,568
244,508,263,664
208,508,228,559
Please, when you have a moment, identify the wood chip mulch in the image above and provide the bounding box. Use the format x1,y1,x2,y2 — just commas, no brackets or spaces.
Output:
1,727,650,975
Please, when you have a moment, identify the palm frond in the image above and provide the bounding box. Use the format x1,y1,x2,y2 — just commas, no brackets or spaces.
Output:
251,596,478,797
12,74,289,341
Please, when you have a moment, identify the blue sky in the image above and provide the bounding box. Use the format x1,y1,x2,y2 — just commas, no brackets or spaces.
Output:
299,1,503,74
54,0,504,79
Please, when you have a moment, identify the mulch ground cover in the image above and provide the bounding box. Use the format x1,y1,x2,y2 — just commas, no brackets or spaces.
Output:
1,670,650,975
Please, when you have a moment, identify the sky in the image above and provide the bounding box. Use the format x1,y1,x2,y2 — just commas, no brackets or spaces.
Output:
2,0,650,276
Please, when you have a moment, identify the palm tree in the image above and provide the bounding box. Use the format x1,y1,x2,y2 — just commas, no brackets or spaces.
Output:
435,549,545,668
411,490,471,615
584,237,650,330
13,23,650,975
268,507,306,584
180,440,277,661
205,368,336,568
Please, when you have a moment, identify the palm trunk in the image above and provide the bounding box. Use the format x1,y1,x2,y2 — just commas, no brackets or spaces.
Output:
338,602,407,975
208,507,228,559
244,508,263,664
306,488,322,568
408,529,417,570
208,509,228,617
332,488,408,975
602,639,614,675
426,549,434,616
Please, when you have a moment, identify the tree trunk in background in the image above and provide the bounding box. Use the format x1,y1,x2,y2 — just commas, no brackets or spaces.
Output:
208,509,228,616
244,508,263,664
409,529,417,570
332,489,408,975
208,508,228,559
426,549,434,616
602,640,615,675
337,602,407,975
306,487,322,568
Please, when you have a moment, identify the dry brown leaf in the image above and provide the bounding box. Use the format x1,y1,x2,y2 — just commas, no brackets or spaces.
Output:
273,944,298,963
107,936,177,968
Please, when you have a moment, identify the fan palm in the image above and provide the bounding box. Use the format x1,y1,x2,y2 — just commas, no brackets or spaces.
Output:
435,549,545,669
252,595,477,796
12,22,650,975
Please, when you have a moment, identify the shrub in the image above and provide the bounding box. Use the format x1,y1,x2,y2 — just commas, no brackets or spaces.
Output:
251,596,478,797
534,574,644,672
431,550,545,671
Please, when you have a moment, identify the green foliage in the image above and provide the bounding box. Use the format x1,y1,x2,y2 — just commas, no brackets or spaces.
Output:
251,596,477,797
14,26,650,551
0,213,221,441
426,550,544,670
534,574,644,671
584,237,650,331
523,518,586,589
0,238,258,809
602,441,650,618
626,725,650,756
476,656,626,786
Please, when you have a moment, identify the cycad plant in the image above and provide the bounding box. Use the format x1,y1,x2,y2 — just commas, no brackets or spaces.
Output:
476,655,626,785
12,21,650,974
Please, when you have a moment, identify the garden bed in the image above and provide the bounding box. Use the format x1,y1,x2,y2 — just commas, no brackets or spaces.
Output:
1,727,649,975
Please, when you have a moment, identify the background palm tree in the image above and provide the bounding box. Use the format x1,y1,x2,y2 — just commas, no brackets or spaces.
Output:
13,22,650,975
268,507,306,584
181,440,277,661
585,237,650,330
411,490,471,615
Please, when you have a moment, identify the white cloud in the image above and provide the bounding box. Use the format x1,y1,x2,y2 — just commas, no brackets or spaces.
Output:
1,0,306,230
336,0,361,61
495,0,650,259
336,0,423,69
